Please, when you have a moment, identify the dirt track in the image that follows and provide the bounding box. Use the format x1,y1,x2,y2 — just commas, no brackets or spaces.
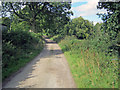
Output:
3,37,76,88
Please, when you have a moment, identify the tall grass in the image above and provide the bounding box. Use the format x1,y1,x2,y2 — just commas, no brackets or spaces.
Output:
59,36,118,88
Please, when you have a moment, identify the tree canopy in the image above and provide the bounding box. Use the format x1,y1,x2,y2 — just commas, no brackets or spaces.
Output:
64,16,93,39
97,2,120,40
2,2,73,32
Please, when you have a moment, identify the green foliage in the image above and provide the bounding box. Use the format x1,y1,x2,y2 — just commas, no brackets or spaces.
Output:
11,20,30,32
52,2,119,87
59,36,118,88
0,17,11,31
97,2,120,36
43,14,71,36
1,17,11,28
51,34,65,43
63,16,93,39
97,2,120,56
2,2,73,33
2,1,119,88
2,29,44,80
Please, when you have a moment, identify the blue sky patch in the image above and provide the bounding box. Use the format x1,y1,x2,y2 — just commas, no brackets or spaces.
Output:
72,2,88,7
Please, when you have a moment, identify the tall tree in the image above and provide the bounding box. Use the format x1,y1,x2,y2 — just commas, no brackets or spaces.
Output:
97,2,120,40
2,2,72,32
64,16,93,39
97,1,120,57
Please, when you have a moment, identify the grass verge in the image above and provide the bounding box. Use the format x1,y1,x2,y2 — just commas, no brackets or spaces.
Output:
2,47,43,81
58,36,118,88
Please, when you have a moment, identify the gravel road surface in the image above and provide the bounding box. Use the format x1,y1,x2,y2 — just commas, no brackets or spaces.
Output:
3,37,76,88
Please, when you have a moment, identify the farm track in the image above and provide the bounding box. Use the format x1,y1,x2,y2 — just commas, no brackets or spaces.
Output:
3,37,76,88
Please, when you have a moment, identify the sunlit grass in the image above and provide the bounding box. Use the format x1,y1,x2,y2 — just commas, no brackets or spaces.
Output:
59,36,118,88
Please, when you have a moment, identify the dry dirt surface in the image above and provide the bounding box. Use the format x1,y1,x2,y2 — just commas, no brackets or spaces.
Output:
3,37,76,88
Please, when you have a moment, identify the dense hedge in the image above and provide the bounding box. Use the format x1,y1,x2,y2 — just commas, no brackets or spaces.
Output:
2,29,44,80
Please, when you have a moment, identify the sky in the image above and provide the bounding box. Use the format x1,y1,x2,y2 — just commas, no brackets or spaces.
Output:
71,0,107,25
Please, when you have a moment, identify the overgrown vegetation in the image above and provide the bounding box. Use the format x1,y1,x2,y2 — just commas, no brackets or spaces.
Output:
1,1,119,88
59,36,118,88
1,2,72,81
63,16,93,39
2,29,44,80
50,2,119,88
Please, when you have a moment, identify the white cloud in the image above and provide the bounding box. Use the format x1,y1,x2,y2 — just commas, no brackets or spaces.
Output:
0,1,1,6
72,0,99,16
71,0,107,23
72,0,107,16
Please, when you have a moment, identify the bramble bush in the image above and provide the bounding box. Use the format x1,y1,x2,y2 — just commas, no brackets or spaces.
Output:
2,29,44,80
